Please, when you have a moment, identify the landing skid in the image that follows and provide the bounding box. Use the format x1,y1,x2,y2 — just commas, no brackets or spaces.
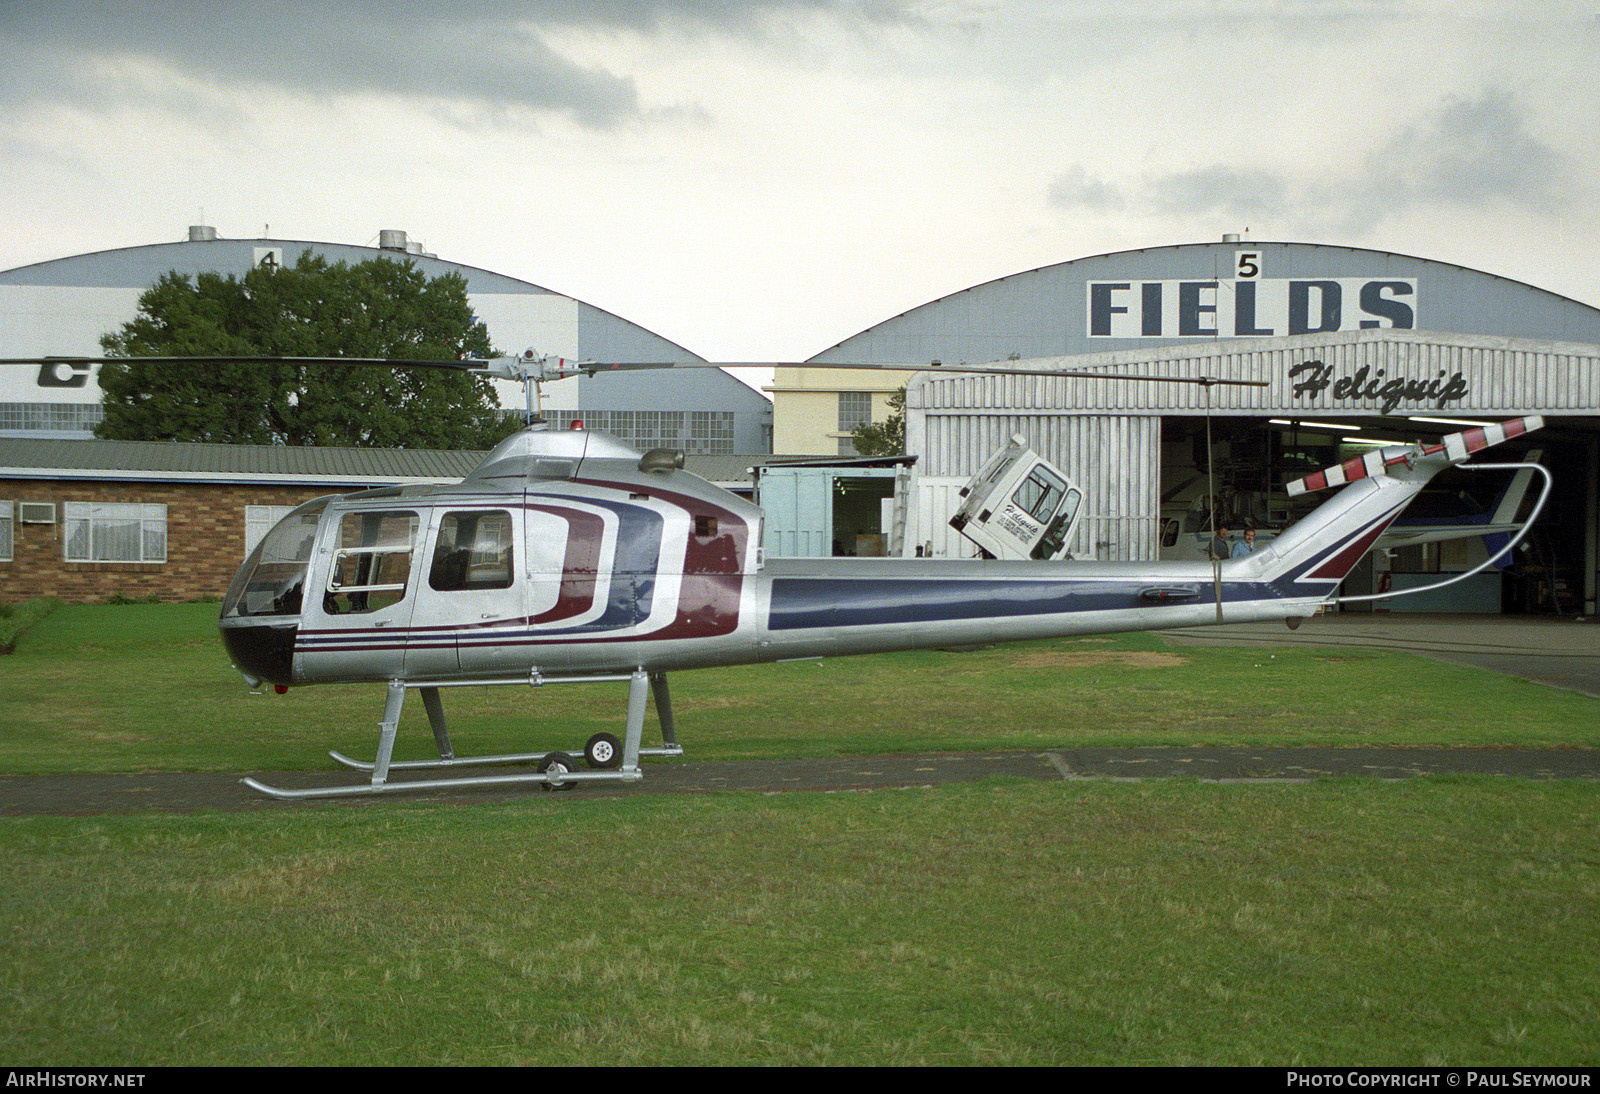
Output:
243,669,683,800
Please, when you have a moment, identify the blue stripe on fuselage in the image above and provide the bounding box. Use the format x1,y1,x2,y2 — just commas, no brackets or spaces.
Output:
568,496,662,630
768,576,1282,630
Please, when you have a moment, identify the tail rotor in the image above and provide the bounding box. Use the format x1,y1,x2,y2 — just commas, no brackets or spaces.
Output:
1285,416,1544,497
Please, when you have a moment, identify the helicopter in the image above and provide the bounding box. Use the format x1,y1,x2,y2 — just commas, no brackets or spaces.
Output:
197,351,1543,798
0,349,1547,798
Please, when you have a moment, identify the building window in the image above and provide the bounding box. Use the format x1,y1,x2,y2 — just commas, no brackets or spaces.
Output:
245,505,298,558
63,502,167,563
686,411,735,454
838,392,872,455
0,402,105,436
0,502,12,562
545,409,737,454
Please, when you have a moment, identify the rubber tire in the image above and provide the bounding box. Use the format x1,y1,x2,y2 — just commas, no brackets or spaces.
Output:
537,751,578,792
585,732,623,770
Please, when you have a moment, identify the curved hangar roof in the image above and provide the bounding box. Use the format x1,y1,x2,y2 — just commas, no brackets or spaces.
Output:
0,230,774,451
0,231,696,364
810,240,1600,366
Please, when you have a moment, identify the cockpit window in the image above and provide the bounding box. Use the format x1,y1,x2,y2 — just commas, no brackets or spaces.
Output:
429,511,514,591
221,498,329,618
325,510,419,614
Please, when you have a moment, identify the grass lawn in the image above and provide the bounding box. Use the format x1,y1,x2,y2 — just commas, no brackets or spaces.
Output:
2,602,1597,775
4,779,1598,1066
2,603,1597,1066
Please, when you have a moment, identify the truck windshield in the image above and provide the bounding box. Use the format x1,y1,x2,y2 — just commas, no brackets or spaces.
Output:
1012,466,1068,522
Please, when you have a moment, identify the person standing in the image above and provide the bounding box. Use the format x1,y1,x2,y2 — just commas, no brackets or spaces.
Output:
1209,524,1231,561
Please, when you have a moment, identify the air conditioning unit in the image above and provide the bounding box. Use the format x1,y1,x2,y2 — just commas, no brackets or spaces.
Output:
19,502,56,524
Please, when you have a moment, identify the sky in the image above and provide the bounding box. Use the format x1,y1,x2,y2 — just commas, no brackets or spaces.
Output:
1,0,1597,368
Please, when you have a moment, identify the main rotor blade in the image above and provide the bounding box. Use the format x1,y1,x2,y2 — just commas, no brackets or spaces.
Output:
531,358,1269,388
0,355,475,369
0,354,1269,388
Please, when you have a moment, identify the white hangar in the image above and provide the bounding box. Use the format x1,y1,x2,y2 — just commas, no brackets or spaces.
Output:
797,240,1600,615
0,227,773,454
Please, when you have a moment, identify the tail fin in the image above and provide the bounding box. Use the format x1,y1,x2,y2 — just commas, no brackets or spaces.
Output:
1250,417,1545,593
1488,449,1542,526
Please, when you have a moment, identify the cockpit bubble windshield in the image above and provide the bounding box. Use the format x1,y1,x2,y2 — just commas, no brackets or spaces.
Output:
222,498,330,618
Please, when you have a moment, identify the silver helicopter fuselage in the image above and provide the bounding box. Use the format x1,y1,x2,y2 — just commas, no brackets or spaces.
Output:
217,426,1442,690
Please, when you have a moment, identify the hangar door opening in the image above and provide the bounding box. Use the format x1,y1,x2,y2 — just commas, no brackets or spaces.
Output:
1157,416,1578,614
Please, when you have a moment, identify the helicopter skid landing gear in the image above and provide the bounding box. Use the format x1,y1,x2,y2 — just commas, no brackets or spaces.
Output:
242,669,674,800
641,671,683,758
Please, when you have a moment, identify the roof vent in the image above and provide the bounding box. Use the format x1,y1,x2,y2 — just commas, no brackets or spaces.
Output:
188,225,218,242
379,229,408,252
1221,232,1241,243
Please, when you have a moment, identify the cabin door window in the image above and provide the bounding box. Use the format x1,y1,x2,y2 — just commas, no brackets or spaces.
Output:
325,511,419,615
420,508,524,675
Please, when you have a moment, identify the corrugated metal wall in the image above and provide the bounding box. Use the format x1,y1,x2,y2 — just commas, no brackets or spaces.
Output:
916,411,1160,560
908,329,1600,417
905,328,1600,562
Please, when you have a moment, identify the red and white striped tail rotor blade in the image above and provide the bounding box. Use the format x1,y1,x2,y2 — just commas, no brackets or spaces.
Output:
1286,447,1409,497
1421,416,1542,462
1284,416,1544,497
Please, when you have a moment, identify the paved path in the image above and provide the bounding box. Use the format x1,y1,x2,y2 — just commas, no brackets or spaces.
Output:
1163,612,1600,698
4,745,1597,816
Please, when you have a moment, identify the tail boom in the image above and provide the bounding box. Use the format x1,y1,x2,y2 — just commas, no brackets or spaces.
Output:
730,418,1551,664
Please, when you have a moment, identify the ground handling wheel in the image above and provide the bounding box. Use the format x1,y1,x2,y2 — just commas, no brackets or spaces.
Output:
584,732,623,770
537,751,579,791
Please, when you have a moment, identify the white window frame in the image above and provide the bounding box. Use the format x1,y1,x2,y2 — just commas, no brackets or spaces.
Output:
63,502,168,563
245,505,298,558
838,392,873,455
0,502,12,562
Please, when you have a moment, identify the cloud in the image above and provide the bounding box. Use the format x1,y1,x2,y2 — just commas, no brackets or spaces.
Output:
1047,162,1295,227
1046,167,1126,213
1350,88,1561,214
1145,166,1290,221
1048,89,1564,236
0,1,919,128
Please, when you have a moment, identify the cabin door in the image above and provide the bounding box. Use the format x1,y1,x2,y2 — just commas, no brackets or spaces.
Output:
412,507,526,676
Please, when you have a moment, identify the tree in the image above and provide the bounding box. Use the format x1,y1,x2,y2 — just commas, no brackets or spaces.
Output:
97,251,521,449
849,387,906,456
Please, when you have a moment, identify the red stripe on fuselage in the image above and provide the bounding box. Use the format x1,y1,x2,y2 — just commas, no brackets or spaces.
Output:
574,476,749,638
1305,509,1405,582
525,504,605,624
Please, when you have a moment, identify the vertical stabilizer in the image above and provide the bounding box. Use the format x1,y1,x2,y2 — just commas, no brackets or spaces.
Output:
1248,417,1545,594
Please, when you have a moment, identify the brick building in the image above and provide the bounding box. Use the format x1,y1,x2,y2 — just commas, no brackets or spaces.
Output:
0,436,767,605
0,438,481,604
